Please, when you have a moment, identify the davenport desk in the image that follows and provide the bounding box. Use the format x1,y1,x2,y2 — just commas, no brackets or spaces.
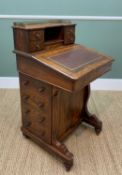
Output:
13,21,113,171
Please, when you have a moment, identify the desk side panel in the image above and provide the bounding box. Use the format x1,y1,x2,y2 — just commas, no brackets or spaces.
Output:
52,87,85,141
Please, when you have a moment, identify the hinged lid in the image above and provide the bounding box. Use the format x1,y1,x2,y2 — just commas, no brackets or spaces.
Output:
31,44,113,80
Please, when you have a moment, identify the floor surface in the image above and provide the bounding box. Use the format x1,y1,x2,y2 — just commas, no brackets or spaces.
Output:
0,89,122,175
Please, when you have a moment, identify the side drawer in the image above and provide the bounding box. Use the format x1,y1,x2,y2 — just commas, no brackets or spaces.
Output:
28,30,44,41
64,26,75,45
29,40,44,52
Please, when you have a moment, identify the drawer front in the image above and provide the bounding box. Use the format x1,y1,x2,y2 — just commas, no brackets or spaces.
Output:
64,26,75,45
28,29,44,52
29,30,44,41
29,40,44,52
20,72,50,100
21,102,49,142
19,73,52,144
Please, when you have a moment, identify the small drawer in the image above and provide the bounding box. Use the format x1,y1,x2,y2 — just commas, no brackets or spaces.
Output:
33,113,51,143
22,104,46,123
29,30,44,41
64,26,75,44
20,73,51,116
21,92,49,115
22,103,50,142
29,40,44,52
20,73,51,99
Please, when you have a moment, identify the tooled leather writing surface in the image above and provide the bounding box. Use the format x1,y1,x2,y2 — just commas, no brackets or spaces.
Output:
47,45,102,71
32,44,112,80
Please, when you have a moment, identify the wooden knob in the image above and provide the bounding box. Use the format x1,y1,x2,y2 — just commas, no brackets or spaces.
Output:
25,109,30,114
38,103,44,108
35,33,41,39
53,90,59,97
38,87,45,93
38,117,45,123
23,95,30,101
70,29,74,33
24,121,31,128
35,44,40,50
23,80,29,86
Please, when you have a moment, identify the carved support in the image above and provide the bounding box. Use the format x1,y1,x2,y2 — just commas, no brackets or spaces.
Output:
81,85,102,135
63,161,73,171
52,139,73,171
21,127,73,171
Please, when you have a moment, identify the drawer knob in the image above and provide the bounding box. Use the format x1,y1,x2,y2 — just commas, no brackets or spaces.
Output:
38,87,45,93
38,103,44,108
23,80,29,86
25,109,30,114
35,33,41,39
38,117,45,123
24,121,31,128
53,90,59,97
35,44,40,50
23,95,30,101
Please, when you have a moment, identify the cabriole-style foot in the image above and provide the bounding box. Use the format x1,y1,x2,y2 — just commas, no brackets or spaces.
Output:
52,139,73,171
22,132,30,139
63,160,73,171
82,114,102,135
95,120,102,135
22,127,74,171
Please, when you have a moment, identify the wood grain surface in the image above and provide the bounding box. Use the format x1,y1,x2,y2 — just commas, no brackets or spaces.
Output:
0,89,122,175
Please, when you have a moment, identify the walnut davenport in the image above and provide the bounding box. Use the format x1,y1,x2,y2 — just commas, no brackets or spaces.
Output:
13,21,113,171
